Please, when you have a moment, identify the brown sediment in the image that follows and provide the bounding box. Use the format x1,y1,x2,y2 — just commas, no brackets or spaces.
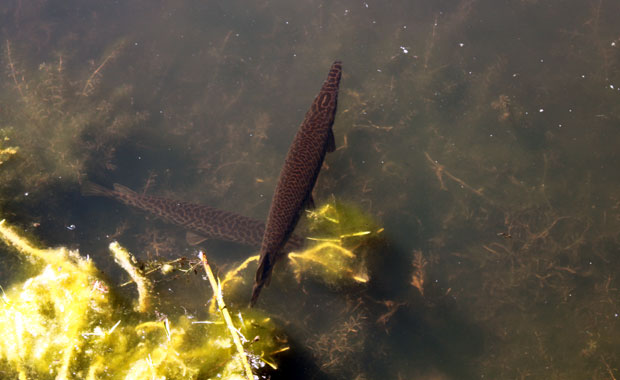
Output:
82,181,304,252
251,61,342,306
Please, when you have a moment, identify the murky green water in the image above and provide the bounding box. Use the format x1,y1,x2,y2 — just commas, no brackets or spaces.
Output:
1,0,620,378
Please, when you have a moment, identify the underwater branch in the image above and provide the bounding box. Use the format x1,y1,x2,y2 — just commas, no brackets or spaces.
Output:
200,251,254,380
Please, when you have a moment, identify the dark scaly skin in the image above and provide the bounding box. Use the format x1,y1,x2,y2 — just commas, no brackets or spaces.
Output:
251,61,342,306
83,182,305,251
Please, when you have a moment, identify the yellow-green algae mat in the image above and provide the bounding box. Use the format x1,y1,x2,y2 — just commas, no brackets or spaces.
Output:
0,201,380,379
0,219,284,380
217,202,380,298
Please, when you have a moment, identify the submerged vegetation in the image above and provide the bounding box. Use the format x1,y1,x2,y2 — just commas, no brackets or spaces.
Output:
1,39,148,202
1,0,620,378
0,200,378,378
0,219,288,379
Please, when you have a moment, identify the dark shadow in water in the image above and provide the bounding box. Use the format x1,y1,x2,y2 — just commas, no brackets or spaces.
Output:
362,238,485,379
269,334,338,380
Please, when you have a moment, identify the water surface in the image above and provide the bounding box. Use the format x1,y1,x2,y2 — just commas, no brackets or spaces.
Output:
1,0,620,378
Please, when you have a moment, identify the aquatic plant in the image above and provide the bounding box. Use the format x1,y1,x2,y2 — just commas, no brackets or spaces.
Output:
0,219,286,379
288,201,380,286
0,40,148,200
208,200,380,303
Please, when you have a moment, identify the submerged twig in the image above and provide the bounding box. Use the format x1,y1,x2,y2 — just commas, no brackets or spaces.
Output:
424,15,439,70
110,242,152,313
81,43,124,96
5,40,25,100
425,151,484,197
200,251,253,380
410,250,427,296
602,355,618,380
